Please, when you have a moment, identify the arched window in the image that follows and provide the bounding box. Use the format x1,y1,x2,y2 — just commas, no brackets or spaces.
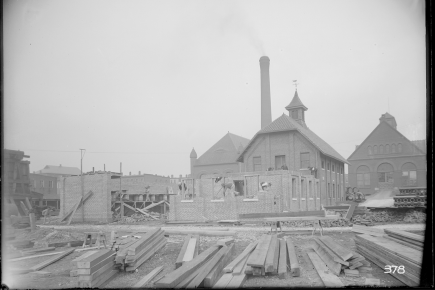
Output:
385,144,390,154
392,144,396,153
368,146,372,155
398,143,402,153
356,165,370,187
380,145,384,154
377,163,394,183
373,145,378,154
401,162,417,186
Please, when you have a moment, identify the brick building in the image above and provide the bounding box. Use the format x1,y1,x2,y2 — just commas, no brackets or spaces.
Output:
29,165,81,210
190,132,250,178
347,113,427,196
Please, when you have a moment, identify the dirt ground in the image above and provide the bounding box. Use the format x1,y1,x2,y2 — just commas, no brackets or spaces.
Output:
3,220,425,289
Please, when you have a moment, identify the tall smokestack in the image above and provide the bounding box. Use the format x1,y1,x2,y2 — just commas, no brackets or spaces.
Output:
259,56,272,129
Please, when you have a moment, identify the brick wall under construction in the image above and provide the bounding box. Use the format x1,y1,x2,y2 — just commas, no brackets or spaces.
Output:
169,171,321,221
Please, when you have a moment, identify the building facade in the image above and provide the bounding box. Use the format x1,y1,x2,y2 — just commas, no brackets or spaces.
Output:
347,113,427,196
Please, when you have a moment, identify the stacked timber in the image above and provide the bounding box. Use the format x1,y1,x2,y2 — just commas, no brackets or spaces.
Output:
309,236,372,278
175,234,200,269
115,228,166,271
155,239,236,288
354,234,421,286
383,229,424,250
73,249,118,288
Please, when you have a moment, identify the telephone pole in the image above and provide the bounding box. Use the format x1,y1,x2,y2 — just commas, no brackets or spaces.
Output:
80,149,86,222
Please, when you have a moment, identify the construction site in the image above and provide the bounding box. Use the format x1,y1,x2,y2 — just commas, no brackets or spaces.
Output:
2,146,429,289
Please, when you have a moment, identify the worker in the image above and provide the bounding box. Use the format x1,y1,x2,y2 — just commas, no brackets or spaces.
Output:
42,207,52,224
281,164,289,170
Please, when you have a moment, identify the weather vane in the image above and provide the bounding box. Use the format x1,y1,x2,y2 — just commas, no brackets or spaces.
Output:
293,80,299,91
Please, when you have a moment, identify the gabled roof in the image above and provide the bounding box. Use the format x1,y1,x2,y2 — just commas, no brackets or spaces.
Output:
190,148,197,158
412,140,426,154
36,165,81,176
195,132,250,166
285,91,308,111
347,120,426,160
237,114,348,164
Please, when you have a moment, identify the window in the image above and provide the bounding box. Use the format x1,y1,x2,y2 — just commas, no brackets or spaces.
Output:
373,145,378,154
40,180,44,188
328,183,331,197
392,144,396,153
321,160,325,169
275,155,286,170
57,182,61,188
49,181,54,188
327,162,330,171
333,184,335,198
356,165,370,187
380,145,384,154
253,157,262,172
234,180,244,196
401,163,417,187
377,163,394,183
398,143,402,153
300,153,310,168
368,146,372,155
386,144,390,154
332,164,335,172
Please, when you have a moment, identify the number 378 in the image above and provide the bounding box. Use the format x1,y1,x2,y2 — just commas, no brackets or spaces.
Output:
384,265,405,274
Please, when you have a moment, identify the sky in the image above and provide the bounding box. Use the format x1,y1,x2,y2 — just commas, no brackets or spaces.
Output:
3,0,426,177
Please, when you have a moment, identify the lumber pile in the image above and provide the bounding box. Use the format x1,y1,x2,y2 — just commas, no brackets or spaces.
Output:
309,236,371,278
155,238,236,288
72,249,119,287
383,229,424,249
114,228,166,271
175,234,200,269
355,232,422,286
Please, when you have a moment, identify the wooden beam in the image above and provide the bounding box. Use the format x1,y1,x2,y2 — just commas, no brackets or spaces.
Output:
132,266,163,288
247,235,272,268
60,191,93,222
225,257,249,288
286,238,300,277
66,196,83,225
307,251,344,287
264,215,340,222
143,200,165,211
232,254,249,275
204,243,235,287
175,234,192,269
212,273,233,289
272,238,280,274
125,239,166,271
224,241,257,273
319,236,353,261
315,238,349,266
344,202,357,220
264,234,278,273
352,225,385,237
182,237,197,262
7,251,65,262
77,250,115,268
155,245,222,288
278,238,287,279
309,239,341,276
29,249,75,271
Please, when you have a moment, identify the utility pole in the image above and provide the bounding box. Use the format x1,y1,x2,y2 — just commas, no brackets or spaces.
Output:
120,162,124,218
80,149,86,222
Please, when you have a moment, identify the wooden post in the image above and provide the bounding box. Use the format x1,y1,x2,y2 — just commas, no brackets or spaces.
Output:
29,213,36,232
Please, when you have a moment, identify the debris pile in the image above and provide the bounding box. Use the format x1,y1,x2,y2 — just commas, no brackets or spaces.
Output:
114,212,161,224
403,210,426,223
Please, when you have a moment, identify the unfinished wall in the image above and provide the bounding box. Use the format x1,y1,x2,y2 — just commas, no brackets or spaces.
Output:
169,171,320,221
60,174,112,223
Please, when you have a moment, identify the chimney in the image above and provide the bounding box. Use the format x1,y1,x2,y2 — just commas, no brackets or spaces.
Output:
139,171,141,175
260,56,272,129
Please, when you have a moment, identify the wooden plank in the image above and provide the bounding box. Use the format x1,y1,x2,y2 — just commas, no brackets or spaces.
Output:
125,239,166,271
212,273,233,289
78,269,118,288
155,245,222,288
76,253,117,275
307,251,344,287
204,243,235,288
383,235,423,251
278,238,287,279
21,247,55,256
315,238,349,266
126,228,162,256
164,229,236,236
143,200,165,210
239,210,326,219
349,261,363,269
75,246,101,252
125,233,164,264
244,266,253,275
175,234,192,269
352,225,385,236
77,249,115,268
344,202,357,220
286,238,300,277
187,245,230,288
225,259,249,289
174,262,204,289
223,241,258,273
132,266,164,288
264,234,278,273
60,191,93,222
264,215,340,222
349,256,365,265
272,238,280,274
29,249,75,271
319,236,353,261
232,254,249,275
7,251,65,262
247,234,272,268
78,258,116,281
193,235,200,258
309,239,341,276
216,238,234,246
182,237,197,262
384,229,424,243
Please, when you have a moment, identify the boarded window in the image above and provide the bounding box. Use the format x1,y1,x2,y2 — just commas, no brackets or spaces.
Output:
253,157,262,172
300,152,310,168
275,155,286,170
